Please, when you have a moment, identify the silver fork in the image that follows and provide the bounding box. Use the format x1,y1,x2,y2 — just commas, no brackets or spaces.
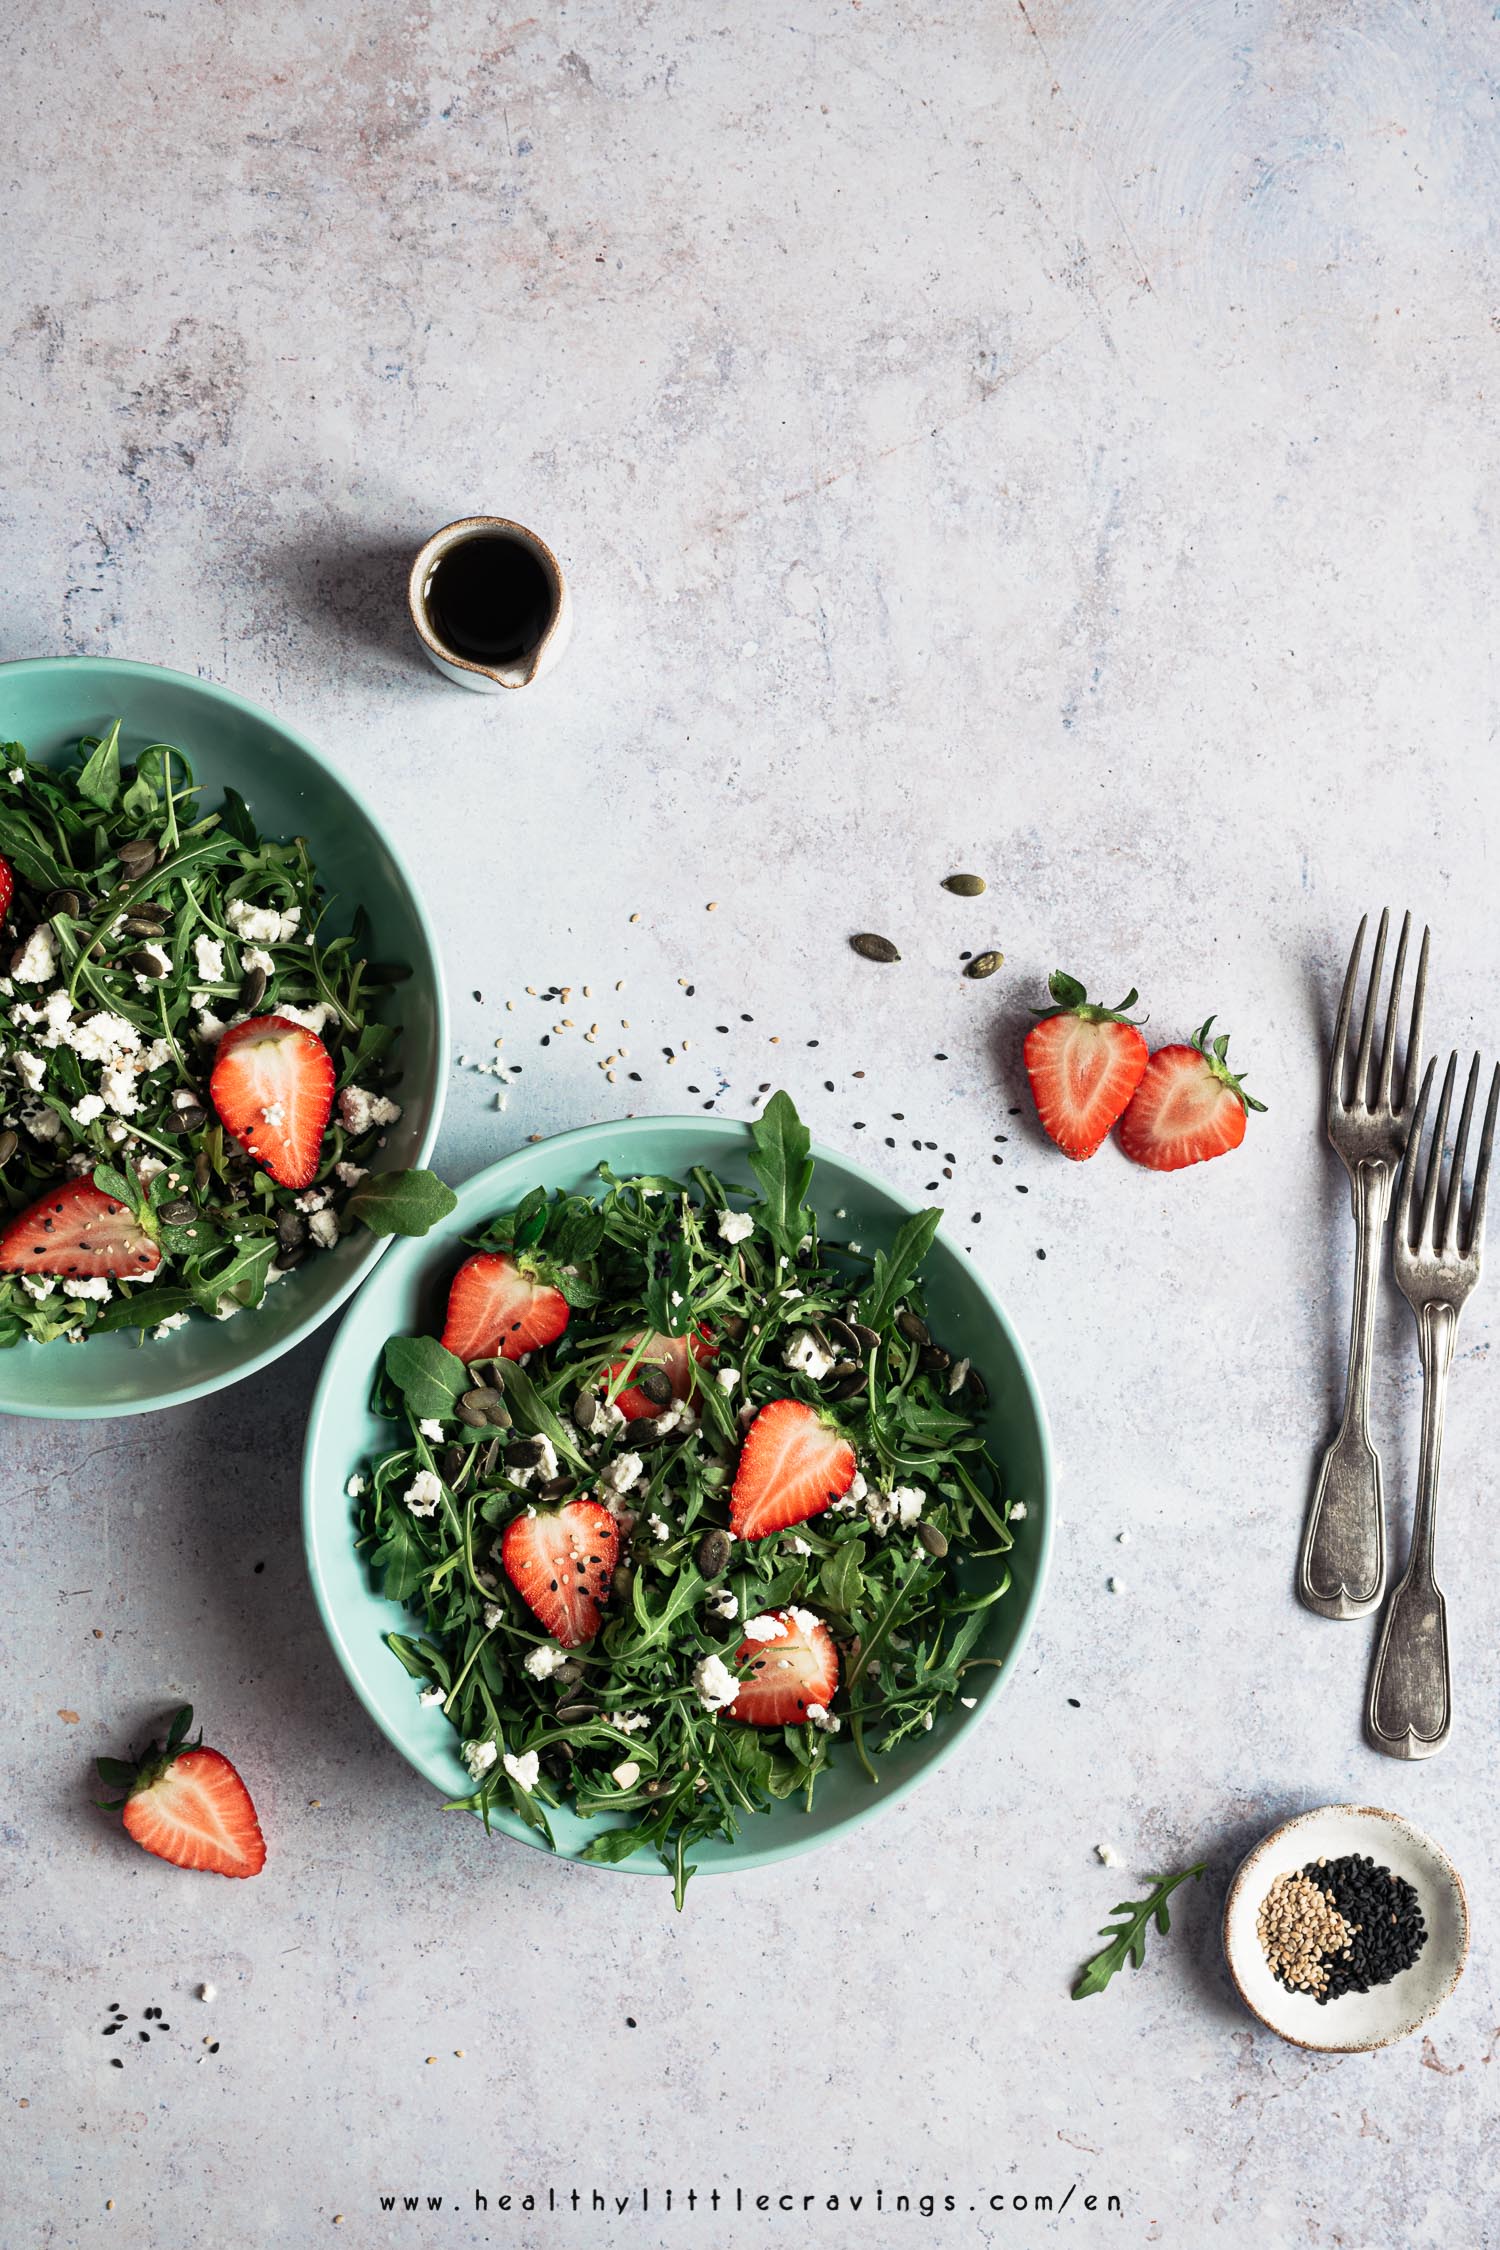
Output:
1298,911,1429,1618
1365,1051,1499,1759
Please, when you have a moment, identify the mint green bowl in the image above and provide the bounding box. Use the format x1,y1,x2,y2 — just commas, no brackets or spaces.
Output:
0,657,447,1418
303,1115,1053,1882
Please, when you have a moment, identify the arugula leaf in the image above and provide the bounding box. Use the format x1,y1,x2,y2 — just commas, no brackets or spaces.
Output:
747,1089,813,1256
384,1335,470,1422
371,1514,428,1602
0,806,72,890
1071,1864,1207,1999
76,720,123,811
499,1359,590,1475
220,785,258,846
818,1539,865,1616
860,1207,943,1333
346,1168,457,1238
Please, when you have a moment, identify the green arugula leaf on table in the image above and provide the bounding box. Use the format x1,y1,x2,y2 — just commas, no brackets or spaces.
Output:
1071,1864,1207,1999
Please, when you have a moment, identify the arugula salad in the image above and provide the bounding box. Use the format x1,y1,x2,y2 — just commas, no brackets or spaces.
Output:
0,724,452,1345
356,1092,1014,1906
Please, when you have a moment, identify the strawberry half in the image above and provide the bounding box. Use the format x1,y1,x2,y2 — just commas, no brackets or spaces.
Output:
607,1325,716,1420
729,1609,841,1727
500,1497,619,1646
0,1178,160,1279
1023,971,1149,1161
1117,1016,1266,1171
209,1013,335,1190
97,1705,266,1879
729,1399,856,1541
442,1251,570,1363
0,850,12,923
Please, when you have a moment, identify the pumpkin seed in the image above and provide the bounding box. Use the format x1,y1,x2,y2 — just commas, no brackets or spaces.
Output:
824,1315,861,1359
459,1386,507,1429
276,1209,307,1247
695,1528,732,1578
553,1659,583,1688
918,1343,952,1375
506,1435,546,1467
192,1150,212,1193
238,965,268,1012
850,932,901,964
127,946,168,979
573,1390,599,1432
610,1565,635,1603
116,838,157,875
159,1199,197,1226
542,1745,575,1779
171,1103,206,1135
823,1359,860,1384
965,950,1004,980
46,888,83,920
896,1307,931,1347
275,1239,307,1268
538,1473,574,1500
123,897,169,924
0,1130,17,1168
967,1369,989,1408
942,873,986,896
477,1435,507,1477
917,1520,949,1557
717,1312,747,1342
635,1364,673,1407
556,1702,599,1726
825,1370,865,1401
848,1320,882,1357
122,915,166,938
439,1443,467,1483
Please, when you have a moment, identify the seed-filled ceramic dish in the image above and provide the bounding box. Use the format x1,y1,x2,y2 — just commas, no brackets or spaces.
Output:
1222,1804,1468,2052
0,657,448,1417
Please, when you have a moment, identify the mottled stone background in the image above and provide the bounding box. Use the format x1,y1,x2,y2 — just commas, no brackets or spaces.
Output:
2,2,1498,2244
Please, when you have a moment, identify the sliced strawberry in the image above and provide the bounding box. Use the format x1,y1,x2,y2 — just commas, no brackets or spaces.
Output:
0,851,12,923
1117,1017,1266,1171
729,1608,841,1727
729,1399,855,1541
1023,971,1149,1161
606,1325,717,1419
98,1707,265,1879
442,1251,570,1363
500,1498,619,1647
209,1013,335,1190
0,1178,160,1279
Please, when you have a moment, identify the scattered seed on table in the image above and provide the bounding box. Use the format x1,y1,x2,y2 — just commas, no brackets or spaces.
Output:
1037,1248,1046,1260
1067,1697,1081,1708
741,1012,753,1021
472,989,482,1002
971,1211,981,1224
1016,1184,1029,1194
943,873,987,896
110,2059,123,2069
823,1080,834,1092
851,933,901,963
885,1137,895,1147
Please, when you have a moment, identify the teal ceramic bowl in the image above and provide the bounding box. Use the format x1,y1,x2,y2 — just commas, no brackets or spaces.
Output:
304,1115,1053,1882
0,657,447,1418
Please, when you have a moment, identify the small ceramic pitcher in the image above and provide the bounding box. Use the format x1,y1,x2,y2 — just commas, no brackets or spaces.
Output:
407,516,572,692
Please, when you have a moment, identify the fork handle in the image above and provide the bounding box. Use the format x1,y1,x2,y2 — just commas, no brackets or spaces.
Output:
1366,1300,1455,1758
1298,1158,1389,1617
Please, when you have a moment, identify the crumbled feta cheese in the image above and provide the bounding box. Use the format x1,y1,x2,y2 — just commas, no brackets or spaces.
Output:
693,1653,741,1712
787,1605,821,1637
482,1602,504,1630
960,1695,978,1709
275,1001,332,1036
99,1062,140,1116
716,1366,740,1393
705,1586,739,1620
63,1275,112,1301
345,1472,368,1498
417,1417,444,1441
1009,1501,1028,1521
21,1275,55,1300
418,1685,445,1707
225,897,300,945
605,1710,650,1735
196,1008,231,1045
211,1294,242,1320
611,1761,642,1790
11,925,57,983
524,1644,567,1680
308,1209,340,1250
402,1470,443,1517
338,1083,401,1135
193,935,225,983
717,1207,754,1244
865,1483,925,1536
741,1613,784,1644
21,1102,62,1140
784,1534,812,1556
461,1739,497,1779
806,1702,841,1735
241,945,276,975
646,1512,670,1543
502,1749,540,1793
599,1450,644,1497
71,1093,106,1127
295,1187,330,1212
14,1051,46,1093
152,1309,191,1338
334,1161,367,1188
948,1356,970,1395
783,1327,834,1381
1095,1842,1120,1866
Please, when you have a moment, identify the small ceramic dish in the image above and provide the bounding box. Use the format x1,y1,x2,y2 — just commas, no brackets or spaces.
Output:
1223,1804,1468,2052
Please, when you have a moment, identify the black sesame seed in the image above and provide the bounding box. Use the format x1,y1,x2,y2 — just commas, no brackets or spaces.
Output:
1037,1248,1046,1260
111,2058,124,2068
1067,1697,1081,1708
1016,1184,1028,1194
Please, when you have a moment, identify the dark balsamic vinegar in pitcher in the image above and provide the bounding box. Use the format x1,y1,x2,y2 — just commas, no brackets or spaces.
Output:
426,534,554,666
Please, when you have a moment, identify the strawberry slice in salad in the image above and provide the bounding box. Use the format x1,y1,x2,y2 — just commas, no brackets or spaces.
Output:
606,1325,716,1419
729,1398,856,1540
0,1179,160,1280
209,1014,336,1191
442,1251,571,1363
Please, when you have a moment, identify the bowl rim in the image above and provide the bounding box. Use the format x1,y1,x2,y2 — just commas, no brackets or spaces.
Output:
301,1109,1055,1878
1221,1801,1470,2052
0,653,450,1417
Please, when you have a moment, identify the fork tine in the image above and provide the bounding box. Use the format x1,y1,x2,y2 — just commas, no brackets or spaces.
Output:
1418,1052,1459,1249
1351,907,1389,1108
1466,1063,1500,1257
1403,923,1431,1113
1329,914,1367,1113
1442,1053,1481,1255
1396,1056,1435,1253
1374,911,1412,1111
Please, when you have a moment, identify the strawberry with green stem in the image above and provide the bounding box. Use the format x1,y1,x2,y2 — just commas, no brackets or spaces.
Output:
1117,1017,1266,1171
96,1705,266,1878
1023,972,1149,1160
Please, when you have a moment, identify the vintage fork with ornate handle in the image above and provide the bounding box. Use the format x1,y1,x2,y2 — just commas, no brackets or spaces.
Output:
1365,1050,1499,1759
1298,911,1428,1618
